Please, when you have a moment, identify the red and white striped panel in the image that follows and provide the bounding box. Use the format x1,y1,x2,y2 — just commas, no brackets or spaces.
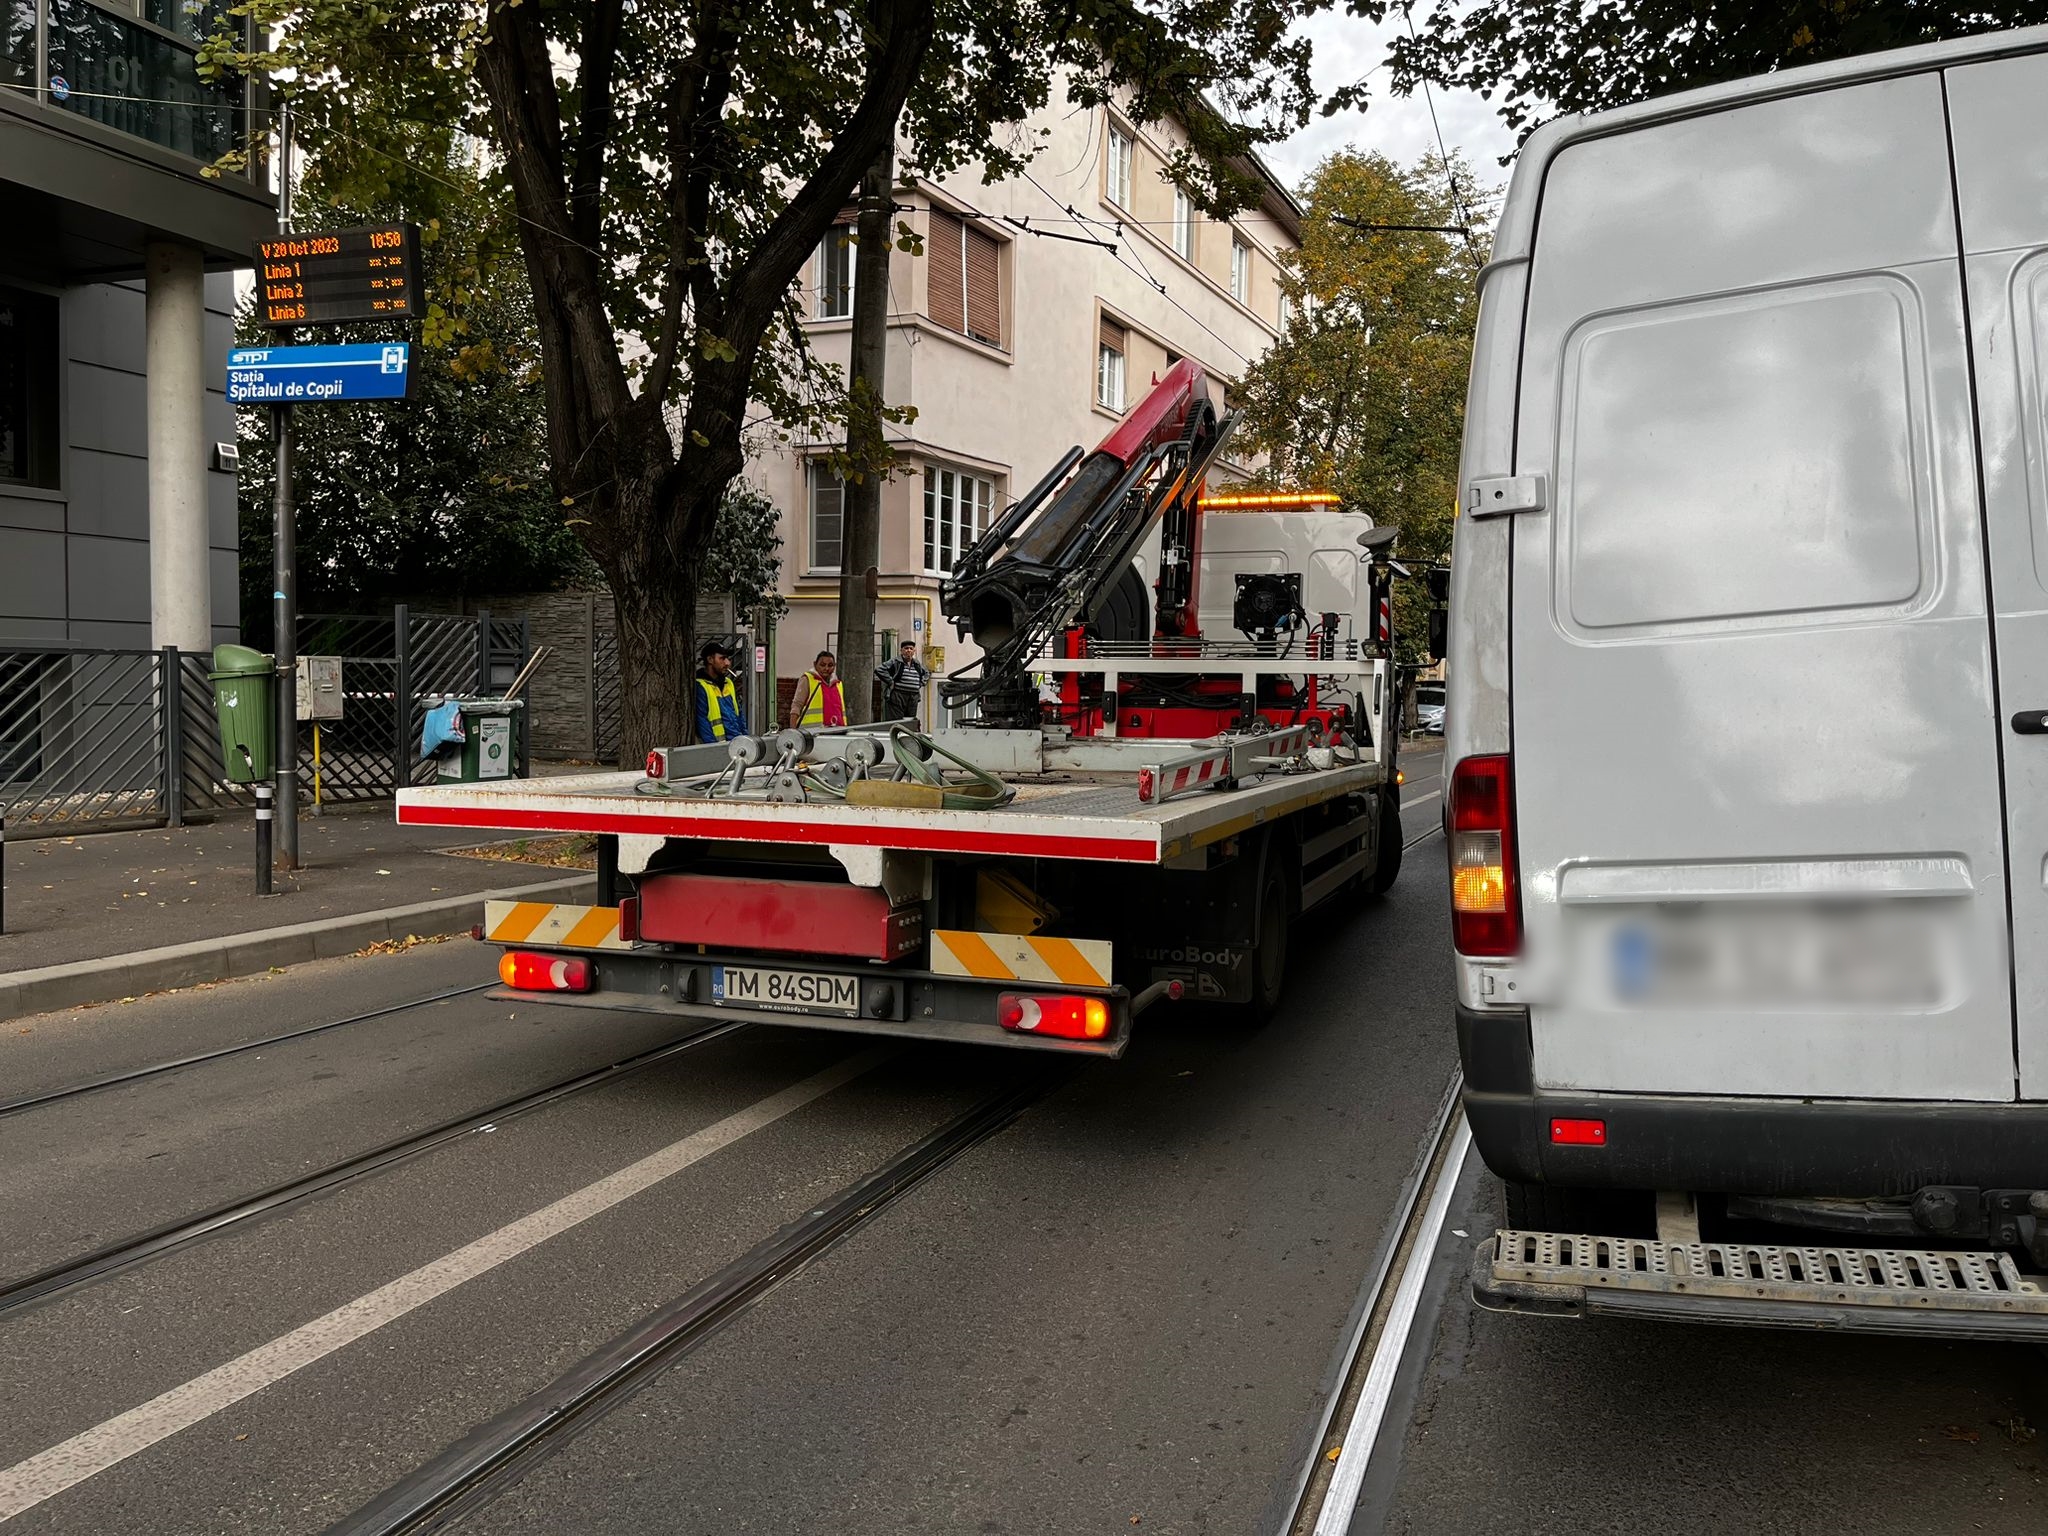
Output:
1137,748,1232,805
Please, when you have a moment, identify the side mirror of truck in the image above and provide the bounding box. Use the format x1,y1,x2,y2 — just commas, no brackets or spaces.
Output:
1425,566,1451,603
1428,607,1448,661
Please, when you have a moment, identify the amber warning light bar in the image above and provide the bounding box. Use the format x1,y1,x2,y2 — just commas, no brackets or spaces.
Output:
1195,491,1344,511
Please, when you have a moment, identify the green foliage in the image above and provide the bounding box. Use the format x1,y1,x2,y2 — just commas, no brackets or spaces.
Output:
203,0,1333,752
705,483,790,620
1343,0,2044,139
235,152,591,628
1235,150,1486,661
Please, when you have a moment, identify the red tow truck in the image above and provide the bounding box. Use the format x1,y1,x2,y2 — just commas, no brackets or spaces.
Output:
398,361,1408,1054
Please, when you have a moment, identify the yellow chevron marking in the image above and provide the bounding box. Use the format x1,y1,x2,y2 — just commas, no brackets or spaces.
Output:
1032,935,1108,989
484,900,633,951
930,930,1113,988
488,901,554,944
936,929,1013,981
561,905,623,949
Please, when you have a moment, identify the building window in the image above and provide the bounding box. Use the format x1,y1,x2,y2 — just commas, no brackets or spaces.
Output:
816,227,853,319
1172,188,1195,262
1106,124,1133,210
1231,238,1251,304
924,465,993,574
43,0,246,161
0,286,59,490
809,462,844,572
1277,288,1293,335
1097,316,1127,412
925,209,1003,348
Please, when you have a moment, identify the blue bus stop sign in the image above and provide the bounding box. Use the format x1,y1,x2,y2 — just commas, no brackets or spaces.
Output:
227,343,412,404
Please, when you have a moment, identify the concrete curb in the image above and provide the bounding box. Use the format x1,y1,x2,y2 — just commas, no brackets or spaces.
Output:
0,873,598,1020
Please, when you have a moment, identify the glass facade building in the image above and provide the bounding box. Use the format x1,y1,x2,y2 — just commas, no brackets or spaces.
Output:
5,0,251,166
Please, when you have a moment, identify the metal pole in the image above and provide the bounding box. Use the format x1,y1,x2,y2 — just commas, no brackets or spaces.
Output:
475,608,492,695
254,782,273,895
393,602,412,793
271,100,300,870
1,814,7,935
161,646,184,828
517,617,531,777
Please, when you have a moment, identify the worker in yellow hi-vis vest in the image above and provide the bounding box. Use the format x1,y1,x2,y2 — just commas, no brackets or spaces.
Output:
692,638,748,743
789,650,846,728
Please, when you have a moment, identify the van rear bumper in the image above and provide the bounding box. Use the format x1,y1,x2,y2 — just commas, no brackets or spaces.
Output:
1458,1005,2048,1196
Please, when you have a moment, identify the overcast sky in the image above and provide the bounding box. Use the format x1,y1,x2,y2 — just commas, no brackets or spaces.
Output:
1263,10,1520,195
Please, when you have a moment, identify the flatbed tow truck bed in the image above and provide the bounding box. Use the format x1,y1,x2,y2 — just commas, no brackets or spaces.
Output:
395,757,1387,866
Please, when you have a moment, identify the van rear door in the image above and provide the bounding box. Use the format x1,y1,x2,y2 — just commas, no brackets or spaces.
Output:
1509,74,2017,1101
1950,54,2048,1099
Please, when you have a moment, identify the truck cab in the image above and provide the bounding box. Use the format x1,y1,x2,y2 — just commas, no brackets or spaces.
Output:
1451,26,2048,1334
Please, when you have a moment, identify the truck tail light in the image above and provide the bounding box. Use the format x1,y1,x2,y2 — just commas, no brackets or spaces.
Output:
998,992,1111,1041
498,950,594,993
1448,754,1521,956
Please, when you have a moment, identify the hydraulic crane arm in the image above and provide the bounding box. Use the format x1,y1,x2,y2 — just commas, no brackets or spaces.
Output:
940,358,1239,727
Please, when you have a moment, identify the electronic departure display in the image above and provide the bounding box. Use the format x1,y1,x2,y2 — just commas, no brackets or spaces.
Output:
255,224,421,327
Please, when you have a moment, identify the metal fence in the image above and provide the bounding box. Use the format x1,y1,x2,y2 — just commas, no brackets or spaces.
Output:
0,647,255,835
0,607,529,837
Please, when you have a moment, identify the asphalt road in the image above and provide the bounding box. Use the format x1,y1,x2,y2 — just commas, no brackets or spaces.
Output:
25,738,2039,1536
1376,1171,2048,1534
0,748,1459,1535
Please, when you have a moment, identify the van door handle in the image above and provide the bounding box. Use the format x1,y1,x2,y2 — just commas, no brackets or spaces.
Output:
2014,711,2048,735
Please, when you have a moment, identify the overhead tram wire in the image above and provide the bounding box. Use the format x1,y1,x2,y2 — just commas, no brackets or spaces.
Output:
1015,165,1255,370
1401,2,1487,270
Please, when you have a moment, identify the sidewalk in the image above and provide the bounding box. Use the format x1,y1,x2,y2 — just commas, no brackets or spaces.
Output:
0,800,597,1017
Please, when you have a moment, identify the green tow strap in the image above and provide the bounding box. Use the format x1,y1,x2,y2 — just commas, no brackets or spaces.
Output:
887,727,1015,810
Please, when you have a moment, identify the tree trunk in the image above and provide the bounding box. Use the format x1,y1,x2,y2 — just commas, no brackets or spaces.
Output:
835,142,894,724
608,496,705,768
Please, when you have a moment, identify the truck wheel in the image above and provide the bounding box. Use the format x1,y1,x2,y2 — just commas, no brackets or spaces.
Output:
1235,860,1291,1026
1359,785,1403,896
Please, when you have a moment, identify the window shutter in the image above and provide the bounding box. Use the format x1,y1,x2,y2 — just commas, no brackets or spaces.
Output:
928,211,964,332
1100,315,1126,355
964,227,1001,346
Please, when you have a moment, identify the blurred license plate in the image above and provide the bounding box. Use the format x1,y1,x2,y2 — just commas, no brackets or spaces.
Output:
711,964,860,1017
1606,903,1952,1009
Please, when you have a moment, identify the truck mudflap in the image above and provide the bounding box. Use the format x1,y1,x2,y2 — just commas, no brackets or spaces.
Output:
1475,1228,2048,1342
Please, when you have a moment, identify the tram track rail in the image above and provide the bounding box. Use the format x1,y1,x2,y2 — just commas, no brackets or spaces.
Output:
327,1067,1068,1536
0,1019,748,1322
0,982,498,1121
1278,1069,1471,1535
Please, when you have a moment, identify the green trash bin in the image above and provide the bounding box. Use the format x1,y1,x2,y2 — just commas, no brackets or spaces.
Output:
438,698,525,782
210,644,275,783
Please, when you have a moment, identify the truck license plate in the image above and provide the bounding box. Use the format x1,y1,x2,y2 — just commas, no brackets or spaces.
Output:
711,965,861,1017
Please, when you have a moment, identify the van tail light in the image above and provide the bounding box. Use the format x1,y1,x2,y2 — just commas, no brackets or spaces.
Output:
499,950,594,993
998,992,1111,1041
1448,754,1521,956
1550,1117,1606,1146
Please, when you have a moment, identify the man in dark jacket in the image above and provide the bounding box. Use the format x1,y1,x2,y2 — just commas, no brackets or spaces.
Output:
693,639,748,743
875,639,928,725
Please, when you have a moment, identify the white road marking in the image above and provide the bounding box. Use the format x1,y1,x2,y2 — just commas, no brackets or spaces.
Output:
0,1047,893,1524
1313,1117,1472,1535
1402,790,1441,813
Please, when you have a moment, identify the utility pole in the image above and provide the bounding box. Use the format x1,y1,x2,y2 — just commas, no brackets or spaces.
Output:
835,141,893,724
272,98,301,870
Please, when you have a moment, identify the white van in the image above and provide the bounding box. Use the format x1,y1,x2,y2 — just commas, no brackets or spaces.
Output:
1450,27,2048,1336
